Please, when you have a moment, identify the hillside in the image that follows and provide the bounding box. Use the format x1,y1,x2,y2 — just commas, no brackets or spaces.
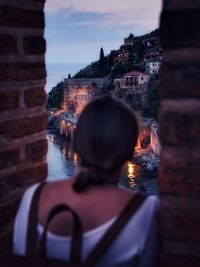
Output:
74,29,160,79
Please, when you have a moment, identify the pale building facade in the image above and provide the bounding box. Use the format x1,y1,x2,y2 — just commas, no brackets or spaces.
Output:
114,71,150,90
143,51,162,62
145,61,161,75
64,78,106,116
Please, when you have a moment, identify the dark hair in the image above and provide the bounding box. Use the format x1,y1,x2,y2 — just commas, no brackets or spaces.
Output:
73,95,138,192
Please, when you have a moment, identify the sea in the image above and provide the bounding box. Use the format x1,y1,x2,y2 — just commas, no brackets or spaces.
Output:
45,63,88,93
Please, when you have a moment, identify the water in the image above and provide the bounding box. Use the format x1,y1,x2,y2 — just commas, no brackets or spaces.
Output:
45,63,88,93
45,63,158,194
47,130,140,190
47,130,79,181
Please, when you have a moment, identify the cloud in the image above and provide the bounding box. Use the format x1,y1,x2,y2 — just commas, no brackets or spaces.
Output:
45,0,162,17
45,6,152,42
46,6,115,27
44,0,162,63
45,0,161,29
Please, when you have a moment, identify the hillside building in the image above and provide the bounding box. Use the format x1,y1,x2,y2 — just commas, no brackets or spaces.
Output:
114,71,150,90
64,78,106,115
145,61,161,75
115,49,129,64
114,71,150,111
124,33,135,46
143,51,162,62
143,36,160,47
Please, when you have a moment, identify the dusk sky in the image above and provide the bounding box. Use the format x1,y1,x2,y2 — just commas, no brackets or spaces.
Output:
45,0,162,63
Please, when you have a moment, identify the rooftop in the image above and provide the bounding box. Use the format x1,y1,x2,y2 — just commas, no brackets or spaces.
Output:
124,71,146,77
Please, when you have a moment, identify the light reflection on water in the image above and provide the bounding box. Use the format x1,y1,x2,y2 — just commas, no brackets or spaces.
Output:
47,131,79,181
47,130,139,189
127,162,137,188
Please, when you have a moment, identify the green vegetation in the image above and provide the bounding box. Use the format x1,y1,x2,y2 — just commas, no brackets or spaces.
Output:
110,63,145,78
74,47,115,78
99,47,105,68
74,29,159,79
136,41,145,62
148,81,160,119
47,28,161,115
47,81,64,109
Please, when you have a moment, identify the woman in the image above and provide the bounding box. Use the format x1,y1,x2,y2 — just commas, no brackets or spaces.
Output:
13,95,159,266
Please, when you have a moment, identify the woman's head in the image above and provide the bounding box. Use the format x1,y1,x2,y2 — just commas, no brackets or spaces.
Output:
73,95,138,192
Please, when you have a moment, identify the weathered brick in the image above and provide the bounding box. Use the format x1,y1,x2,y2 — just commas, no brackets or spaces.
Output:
0,6,44,28
163,0,200,10
160,62,200,98
0,162,47,197
0,148,20,170
0,198,20,227
159,101,200,146
24,88,46,108
26,139,47,162
0,91,19,111
0,113,47,139
159,196,200,242
0,35,17,54
158,146,200,196
23,36,46,55
163,48,200,64
160,9,200,48
160,253,200,267
162,240,200,259
159,163,200,197
0,63,46,81
0,223,13,251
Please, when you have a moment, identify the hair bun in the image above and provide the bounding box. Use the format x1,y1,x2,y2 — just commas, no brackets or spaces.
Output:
72,167,105,193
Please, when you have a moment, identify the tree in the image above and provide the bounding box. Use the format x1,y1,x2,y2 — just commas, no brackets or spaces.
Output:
99,47,105,69
108,51,115,70
68,73,71,79
47,81,64,109
110,63,127,78
136,41,145,62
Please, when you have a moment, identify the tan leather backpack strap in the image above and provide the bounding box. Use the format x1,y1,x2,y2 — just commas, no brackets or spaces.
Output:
84,192,147,267
25,182,46,257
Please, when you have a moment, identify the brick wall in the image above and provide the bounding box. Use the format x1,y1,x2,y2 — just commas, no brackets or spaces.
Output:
0,0,47,249
158,1,200,266
0,0,200,265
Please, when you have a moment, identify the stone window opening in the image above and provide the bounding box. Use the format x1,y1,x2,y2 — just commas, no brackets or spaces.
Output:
0,2,199,267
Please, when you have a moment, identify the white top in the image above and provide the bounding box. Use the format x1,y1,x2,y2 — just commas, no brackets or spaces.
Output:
13,183,159,267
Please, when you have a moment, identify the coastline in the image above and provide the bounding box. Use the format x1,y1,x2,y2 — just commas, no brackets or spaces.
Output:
45,62,89,93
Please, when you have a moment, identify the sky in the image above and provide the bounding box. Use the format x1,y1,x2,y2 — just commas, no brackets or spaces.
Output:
45,0,162,63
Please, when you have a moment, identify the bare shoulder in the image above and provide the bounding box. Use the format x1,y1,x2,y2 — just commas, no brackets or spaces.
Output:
38,181,138,235
39,178,73,205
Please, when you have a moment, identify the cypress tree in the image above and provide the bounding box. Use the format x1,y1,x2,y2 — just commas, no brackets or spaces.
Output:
99,47,105,69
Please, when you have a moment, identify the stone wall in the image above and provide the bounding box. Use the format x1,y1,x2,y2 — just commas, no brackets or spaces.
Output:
158,1,200,266
64,78,107,114
0,0,47,250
